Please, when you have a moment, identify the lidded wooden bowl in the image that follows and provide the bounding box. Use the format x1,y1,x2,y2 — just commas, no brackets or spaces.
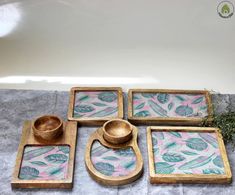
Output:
103,119,133,144
32,115,63,140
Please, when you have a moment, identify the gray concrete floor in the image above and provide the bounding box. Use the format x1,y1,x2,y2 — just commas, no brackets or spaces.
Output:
0,89,234,195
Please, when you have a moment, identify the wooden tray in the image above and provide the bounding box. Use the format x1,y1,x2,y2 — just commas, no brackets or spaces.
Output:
85,126,143,185
128,89,213,125
68,87,124,125
11,121,77,189
147,126,232,184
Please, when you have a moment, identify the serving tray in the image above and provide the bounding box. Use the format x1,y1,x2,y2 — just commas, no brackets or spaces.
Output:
128,89,213,125
147,126,232,184
11,121,77,189
68,87,124,125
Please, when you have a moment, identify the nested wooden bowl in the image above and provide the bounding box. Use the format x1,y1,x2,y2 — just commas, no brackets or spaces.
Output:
103,119,133,144
32,115,63,140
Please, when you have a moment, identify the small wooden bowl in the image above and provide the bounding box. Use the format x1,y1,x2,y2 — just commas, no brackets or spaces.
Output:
32,115,63,140
103,119,133,144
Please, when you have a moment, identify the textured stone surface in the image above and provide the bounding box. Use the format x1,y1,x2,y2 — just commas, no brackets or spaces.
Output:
0,90,234,195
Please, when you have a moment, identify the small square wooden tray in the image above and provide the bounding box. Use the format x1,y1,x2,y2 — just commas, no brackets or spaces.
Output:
147,126,232,184
128,89,213,125
11,121,77,189
68,87,124,125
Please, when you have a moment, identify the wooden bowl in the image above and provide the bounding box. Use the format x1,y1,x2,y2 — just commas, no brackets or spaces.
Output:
32,115,63,140
103,119,133,144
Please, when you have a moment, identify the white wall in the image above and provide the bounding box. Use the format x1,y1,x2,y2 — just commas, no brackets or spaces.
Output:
0,0,235,93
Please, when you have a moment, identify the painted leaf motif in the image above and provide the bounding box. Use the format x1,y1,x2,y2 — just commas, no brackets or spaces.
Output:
23,146,54,160
213,156,224,168
157,94,170,104
19,166,39,179
92,146,109,156
181,150,198,156
168,131,182,138
168,102,174,110
114,148,135,156
98,92,117,102
47,167,64,176
89,107,117,117
148,100,168,116
45,154,68,164
155,162,175,174
75,104,95,113
175,95,185,101
152,137,158,146
203,168,224,175
162,153,185,162
92,102,107,107
164,142,177,150
78,95,89,101
58,146,70,154
102,156,119,161
134,110,150,117
135,102,145,110
156,132,164,140
175,105,193,116
123,160,136,169
94,162,114,176
141,93,156,98
198,133,218,148
192,96,204,104
30,161,47,166
179,153,214,170
186,138,208,151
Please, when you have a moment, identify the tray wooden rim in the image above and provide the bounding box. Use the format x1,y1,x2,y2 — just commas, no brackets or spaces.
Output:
147,126,232,184
128,89,213,125
68,87,124,125
85,126,143,185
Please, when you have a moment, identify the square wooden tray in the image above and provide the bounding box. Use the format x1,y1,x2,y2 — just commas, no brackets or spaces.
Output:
128,89,213,125
11,121,77,189
68,87,124,125
147,126,232,184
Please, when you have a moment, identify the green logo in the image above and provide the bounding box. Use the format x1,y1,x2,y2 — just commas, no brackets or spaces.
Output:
217,1,234,18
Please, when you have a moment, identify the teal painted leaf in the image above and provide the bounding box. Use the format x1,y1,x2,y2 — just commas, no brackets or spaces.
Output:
92,102,107,107
213,156,224,168
45,154,68,164
92,146,109,156
148,100,168,116
181,150,198,156
134,110,150,117
103,156,119,161
58,146,70,154
168,131,182,138
155,162,175,174
30,161,47,166
73,113,84,117
203,168,224,175
192,96,204,104
186,138,208,151
89,107,117,117
157,132,164,140
164,142,177,150
114,148,134,156
175,95,185,101
19,166,39,179
200,105,208,110
48,167,64,176
141,93,156,98
135,102,145,110
179,153,215,170
75,104,95,113
168,102,174,110
24,146,54,160
175,105,193,116
157,94,170,104
98,92,117,102
133,95,140,100
162,153,185,162
123,160,136,169
152,137,158,146
198,133,218,148
78,95,89,101
94,162,114,176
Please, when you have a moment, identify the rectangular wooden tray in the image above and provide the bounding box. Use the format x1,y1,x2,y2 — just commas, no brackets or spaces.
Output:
147,126,232,184
68,87,124,125
11,121,77,189
128,89,213,125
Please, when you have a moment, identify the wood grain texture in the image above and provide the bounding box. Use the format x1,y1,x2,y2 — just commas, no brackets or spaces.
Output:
11,121,77,189
147,126,232,184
